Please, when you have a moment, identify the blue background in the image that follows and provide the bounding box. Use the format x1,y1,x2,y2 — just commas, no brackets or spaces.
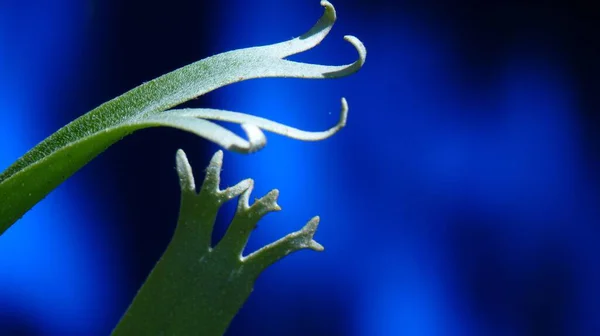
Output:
1,0,599,335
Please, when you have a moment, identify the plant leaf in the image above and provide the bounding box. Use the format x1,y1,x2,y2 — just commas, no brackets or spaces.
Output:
0,0,365,234
112,150,323,335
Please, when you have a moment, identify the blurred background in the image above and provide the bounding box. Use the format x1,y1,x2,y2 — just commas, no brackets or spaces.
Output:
1,0,599,335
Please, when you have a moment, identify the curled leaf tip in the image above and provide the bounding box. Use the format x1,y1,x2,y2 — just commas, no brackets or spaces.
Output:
239,124,267,153
0,0,365,235
321,35,367,78
320,1,336,21
268,0,338,59
344,35,367,68
166,95,348,147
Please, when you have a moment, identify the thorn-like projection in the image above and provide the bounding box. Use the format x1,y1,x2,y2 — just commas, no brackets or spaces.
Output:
199,150,223,194
217,186,282,257
175,150,252,249
244,216,324,274
193,150,253,205
174,149,323,266
175,149,196,193
114,150,326,336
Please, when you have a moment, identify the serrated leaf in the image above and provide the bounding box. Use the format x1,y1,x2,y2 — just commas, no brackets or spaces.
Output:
112,150,324,335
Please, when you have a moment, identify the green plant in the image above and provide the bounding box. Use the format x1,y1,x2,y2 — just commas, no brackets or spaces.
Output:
0,1,365,334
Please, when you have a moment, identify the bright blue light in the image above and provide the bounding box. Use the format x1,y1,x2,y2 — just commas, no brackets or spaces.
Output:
214,2,594,335
0,1,120,334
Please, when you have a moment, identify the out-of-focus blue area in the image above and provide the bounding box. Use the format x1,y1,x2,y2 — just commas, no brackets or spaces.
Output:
1,0,599,335
212,1,600,336
0,1,120,335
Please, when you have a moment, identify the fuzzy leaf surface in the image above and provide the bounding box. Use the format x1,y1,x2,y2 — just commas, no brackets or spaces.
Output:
0,1,365,234
112,150,324,335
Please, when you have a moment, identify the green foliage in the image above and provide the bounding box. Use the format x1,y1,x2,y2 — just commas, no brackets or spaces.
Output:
112,150,324,335
0,1,365,334
0,0,365,234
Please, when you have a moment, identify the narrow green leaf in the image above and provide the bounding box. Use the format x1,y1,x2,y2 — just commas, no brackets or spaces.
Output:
0,1,365,234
